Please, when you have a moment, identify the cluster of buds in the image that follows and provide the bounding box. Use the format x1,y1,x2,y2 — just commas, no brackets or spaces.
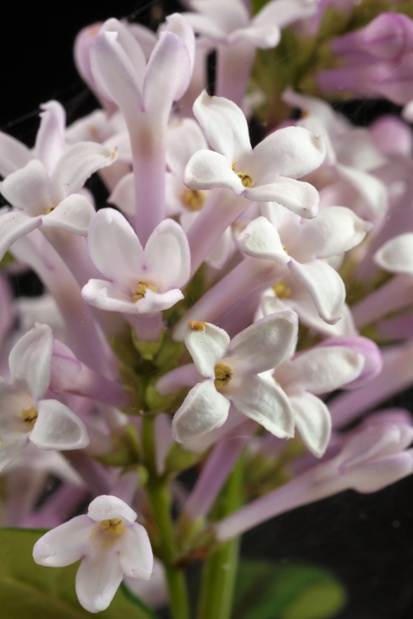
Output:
1,0,413,616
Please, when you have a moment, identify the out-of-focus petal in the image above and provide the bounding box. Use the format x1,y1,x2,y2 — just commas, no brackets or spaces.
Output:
290,392,331,457
9,324,53,400
31,399,89,450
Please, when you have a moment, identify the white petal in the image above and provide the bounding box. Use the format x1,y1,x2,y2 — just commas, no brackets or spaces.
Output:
144,219,190,290
109,173,135,216
42,194,96,235
0,434,28,473
288,260,345,324
76,554,124,613
229,311,298,374
185,322,230,377
337,165,388,218
33,515,93,567
231,24,280,47
290,393,331,457
166,118,208,174
231,375,294,438
374,233,413,275
88,495,137,523
184,149,244,193
88,208,144,288
35,101,67,175
30,399,89,450
118,524,153,579
252,126,325,181
132,288,184,314
0,209,42,262
172,380,230,442
193,91,251,160
9,324,53,400
0,131,32,177
1,160,52,215
82,279,135,312
246,178,319,218
237,216,287,262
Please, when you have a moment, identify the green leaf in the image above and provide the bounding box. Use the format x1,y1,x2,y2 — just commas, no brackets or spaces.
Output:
0,528,157,619
232,560,346,619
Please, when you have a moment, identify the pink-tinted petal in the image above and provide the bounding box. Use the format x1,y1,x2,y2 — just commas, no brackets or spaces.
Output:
82,279,135,312
166,118,207,175
231,375,294,438
51,142,116,200
288,259,345,324
35,101,66,175
109,173,135,216
185,322,230,377
144,219,190,290
33,515,92,567
290,392,331,457
229,312,298,374
134,288,184,314
1,160,52,216
0,131,32,177
42,194,96,235
9,324,53,400
230,24,280,48
76,554,124,613
246,178,319,218
0,209,42,261
31,399,89,450
193,91,251,160
0,433,28,473
88,495,137,523
172,380,230,442
337,165,388,219
252,126,325,181
118,524,153,579
254,0,317,29
184,149,244,193
88,208,144,287
144,31,193,121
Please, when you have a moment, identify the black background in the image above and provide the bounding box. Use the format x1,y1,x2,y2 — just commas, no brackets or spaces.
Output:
2,1,413,617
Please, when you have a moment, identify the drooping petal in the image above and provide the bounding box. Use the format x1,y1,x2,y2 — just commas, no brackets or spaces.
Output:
229,312,298,374
76,553,124,613
0,160,52,216
185,322,230,377
51,142,116,201
290,392,331,457
88,495,137,523
193,91,251,160
87,208,144,288
33,515,93,567
172,380,230,442
30,399,89,450
118,524,153,579
237,216,287,263
246,178,319,218
231,375,294,438
0,209,42,261
288,259,345,324
144,219,190,290
184,149,244,193
41,194,96,236
9,324,53,400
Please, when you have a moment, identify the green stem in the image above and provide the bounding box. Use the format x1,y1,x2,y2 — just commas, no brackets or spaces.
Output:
197,455,244,619
142,415,191,619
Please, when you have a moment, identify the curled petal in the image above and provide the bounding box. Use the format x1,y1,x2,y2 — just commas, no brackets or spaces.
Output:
173,380,230,442
185,322,230,377
185,149,244,193
31,399,89,450
88,495,137,523
9,324,53,400
246,178,319,218
290,393,331,457
237,216,287,262
42,194,96,236
0,209,42,262
35,101,66,175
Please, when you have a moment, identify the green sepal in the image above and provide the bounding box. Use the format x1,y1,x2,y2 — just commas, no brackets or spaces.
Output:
0,528,157,619
98,423,141,466
0,251,15,269
132,330,164,361
232,560,346,619
164,443,200,477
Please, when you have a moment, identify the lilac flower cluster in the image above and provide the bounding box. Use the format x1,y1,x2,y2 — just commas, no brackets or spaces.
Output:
0,1,413,616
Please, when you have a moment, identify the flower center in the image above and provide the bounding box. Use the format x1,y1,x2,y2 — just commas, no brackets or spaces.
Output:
132,281,158,302
181,189,206,211
21,406,38,429
99,518,126,535
188,320,206,332
232,163,253,187
273,280,291,299
214,363,233,388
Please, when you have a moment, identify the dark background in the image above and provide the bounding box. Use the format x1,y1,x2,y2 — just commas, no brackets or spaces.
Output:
2,1,413,617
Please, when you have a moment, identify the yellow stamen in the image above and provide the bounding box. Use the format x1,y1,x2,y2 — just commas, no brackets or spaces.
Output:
232,163,253,187
100,518,126,535
21,406,38,429
273,280,291,299
189,320,206,332
214,363,233,388
181,189,206,211
133,282,158,302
